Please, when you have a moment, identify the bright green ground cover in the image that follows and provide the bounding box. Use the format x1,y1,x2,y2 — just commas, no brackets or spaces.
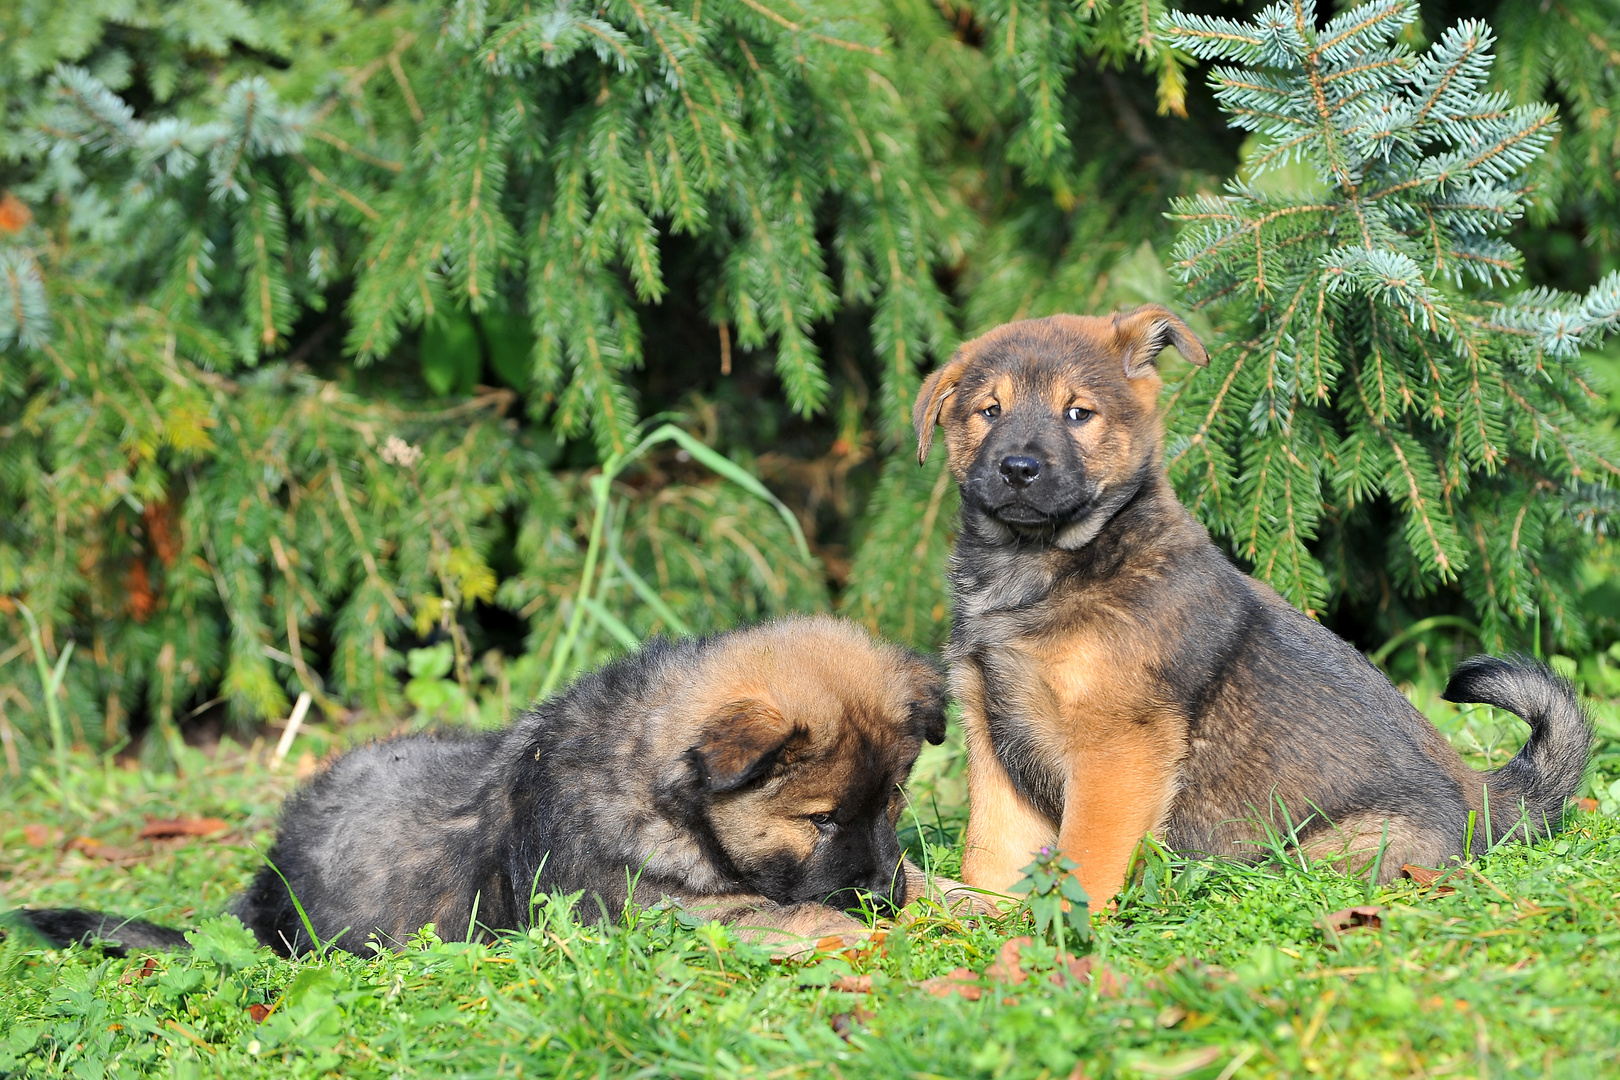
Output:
2,688,1619,1080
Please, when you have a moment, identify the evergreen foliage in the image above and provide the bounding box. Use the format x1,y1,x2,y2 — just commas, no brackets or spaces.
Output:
3,0,1620,767
1159,0,1620,647
1490,0,1620,260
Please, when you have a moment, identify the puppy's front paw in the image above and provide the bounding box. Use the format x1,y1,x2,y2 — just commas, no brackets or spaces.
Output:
718,902,878,958
902,861,1012,918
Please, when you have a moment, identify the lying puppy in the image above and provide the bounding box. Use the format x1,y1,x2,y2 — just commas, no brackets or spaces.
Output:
913,305,1593,904
24,616,958,956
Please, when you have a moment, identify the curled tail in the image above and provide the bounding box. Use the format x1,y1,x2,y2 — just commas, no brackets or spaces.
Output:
12,909,191,957
1442,655,1593,844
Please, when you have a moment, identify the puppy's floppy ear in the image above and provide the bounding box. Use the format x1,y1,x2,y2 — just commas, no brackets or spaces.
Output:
897,652,948,745
909,685,948,745
912,355,970,465
692,700,801,793
1112,304,1208,378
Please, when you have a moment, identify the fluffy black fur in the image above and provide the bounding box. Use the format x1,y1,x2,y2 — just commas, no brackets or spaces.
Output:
11,909,189,957
1442,655,1594,839
20,618,948,957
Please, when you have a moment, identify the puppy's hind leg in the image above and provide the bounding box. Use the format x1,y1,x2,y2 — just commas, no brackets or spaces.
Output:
1297,813,1452,885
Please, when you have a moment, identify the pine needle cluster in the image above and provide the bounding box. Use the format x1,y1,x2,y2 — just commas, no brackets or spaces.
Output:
1161,0,1620,646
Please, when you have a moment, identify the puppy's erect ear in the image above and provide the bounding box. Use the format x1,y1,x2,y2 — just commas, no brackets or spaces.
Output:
1112,304,1208,379
912,356,970,465
692,700,801,793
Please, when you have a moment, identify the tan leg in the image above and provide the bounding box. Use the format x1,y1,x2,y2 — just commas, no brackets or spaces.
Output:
959,705,1058,893
1056,732,1179,906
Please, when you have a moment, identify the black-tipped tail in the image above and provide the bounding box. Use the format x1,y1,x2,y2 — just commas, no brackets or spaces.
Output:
1443,655,1593,842
13,909,191,957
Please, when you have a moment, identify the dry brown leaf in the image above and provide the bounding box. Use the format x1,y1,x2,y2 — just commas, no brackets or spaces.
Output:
1402,863,1458,895
0,192,31,234
919,967,982,1000
829,1005,874,1040
812,928,886,964
140,817,229,840
1576,797,1598,814
121,957,158,984
981,937,1123,996
1065,954,1125,998
986,936,1032,985
68,835,130,861
1320,905,1384,947
22,824,61,847
831,974,872,993
247,1003,271,1023
126,562,156,623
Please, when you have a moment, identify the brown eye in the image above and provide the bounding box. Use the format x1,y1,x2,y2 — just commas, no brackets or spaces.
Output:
808,813,836,833
981,403,1001,419
1065,406,1093,423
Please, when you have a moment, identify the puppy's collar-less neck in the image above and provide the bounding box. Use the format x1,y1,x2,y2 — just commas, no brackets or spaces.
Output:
949,466,1189,616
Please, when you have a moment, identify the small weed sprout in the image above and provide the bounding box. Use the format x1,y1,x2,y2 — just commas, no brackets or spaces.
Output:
1010,845,1091,958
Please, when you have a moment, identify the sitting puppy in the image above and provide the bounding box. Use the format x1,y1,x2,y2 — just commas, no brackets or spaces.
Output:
913,305,1592,905
23,616,956,956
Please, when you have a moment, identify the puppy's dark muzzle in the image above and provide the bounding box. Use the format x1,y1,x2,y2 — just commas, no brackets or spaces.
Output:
1000,454,1041,488
822,878,903,917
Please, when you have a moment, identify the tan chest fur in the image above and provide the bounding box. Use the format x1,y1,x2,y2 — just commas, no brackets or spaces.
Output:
956,616,1189,898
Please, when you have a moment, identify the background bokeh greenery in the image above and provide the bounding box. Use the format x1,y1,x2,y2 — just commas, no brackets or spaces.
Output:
3,0,1620,770
4,7,1620,1076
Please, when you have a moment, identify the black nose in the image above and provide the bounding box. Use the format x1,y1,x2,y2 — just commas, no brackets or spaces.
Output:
999,455,1041,488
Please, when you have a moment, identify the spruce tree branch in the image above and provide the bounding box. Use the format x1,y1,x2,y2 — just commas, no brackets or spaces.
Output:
326,460,411,620
1244,129,1314,174
1350,372,1455,577
579,22,639,65
295,155,381,220
222,89,259,194
388,51,425,124
620,0,722,179
1499,382,1620,480
1467,519,1499,603
307,130,403,173
1315,0,1410,55
268,534,340,714
912,461,952,561
728,0,884,53
1410,33,1482,125
1240,443,1274,558
1371,112,1558,201
1554,3,1620,67
244,175,278,348
310,33,419,125
1319,55,1408,88
1166,344,1252,470
1295,0,1372,246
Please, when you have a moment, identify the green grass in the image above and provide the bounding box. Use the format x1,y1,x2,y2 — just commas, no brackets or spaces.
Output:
2,685,1619,1079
